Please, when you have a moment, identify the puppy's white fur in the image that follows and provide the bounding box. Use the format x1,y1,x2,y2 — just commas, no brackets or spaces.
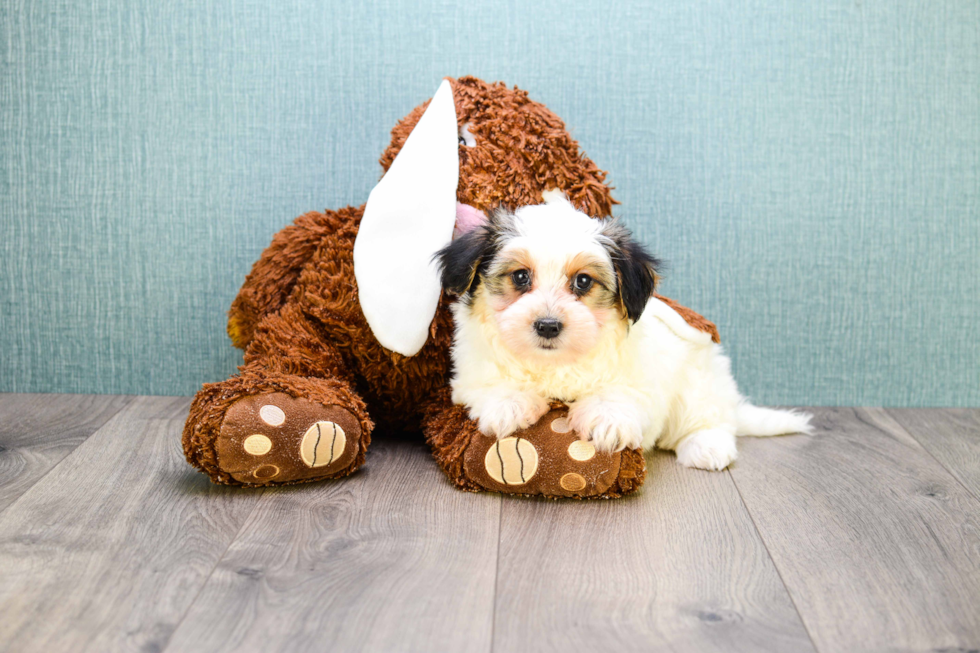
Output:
447,197,812,470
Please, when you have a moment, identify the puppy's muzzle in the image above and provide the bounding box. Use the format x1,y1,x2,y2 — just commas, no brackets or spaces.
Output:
533,318,563,339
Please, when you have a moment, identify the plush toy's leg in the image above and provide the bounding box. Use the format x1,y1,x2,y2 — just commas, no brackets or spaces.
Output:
183,305,372,487
422,388,646,499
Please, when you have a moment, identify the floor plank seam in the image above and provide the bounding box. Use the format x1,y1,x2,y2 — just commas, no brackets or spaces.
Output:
488,495,503,653
158,487,269,653
725,468,822,653
884,408,980,504
0,395,136,520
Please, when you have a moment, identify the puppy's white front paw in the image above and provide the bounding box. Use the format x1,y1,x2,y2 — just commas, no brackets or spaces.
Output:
676,429,738,471
568,396,644,453
470,390,549,439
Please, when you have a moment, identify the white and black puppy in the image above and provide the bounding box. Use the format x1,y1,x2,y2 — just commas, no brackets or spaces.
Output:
436,192,811,471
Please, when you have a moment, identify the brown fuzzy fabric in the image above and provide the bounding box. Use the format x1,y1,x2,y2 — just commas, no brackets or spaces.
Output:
227,207,363,349
381,77,617,219
420,387,486,494
654,294,721,344
182,76,719,496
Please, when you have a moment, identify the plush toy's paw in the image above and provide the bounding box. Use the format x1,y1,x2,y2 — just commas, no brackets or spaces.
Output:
454,407,647,499
567,396,644,453
675,429,738,471
214,393,364,485
469,390,549,439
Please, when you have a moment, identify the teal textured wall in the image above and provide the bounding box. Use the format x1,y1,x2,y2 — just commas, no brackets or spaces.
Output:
2,1,978,406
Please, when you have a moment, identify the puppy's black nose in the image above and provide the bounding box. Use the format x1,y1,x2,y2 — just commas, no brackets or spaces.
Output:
533,318,563,339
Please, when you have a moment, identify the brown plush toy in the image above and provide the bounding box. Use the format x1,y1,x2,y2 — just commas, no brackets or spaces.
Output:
182,76,719,498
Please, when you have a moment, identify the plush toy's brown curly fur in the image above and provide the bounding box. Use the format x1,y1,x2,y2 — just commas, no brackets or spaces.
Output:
182,76,718,498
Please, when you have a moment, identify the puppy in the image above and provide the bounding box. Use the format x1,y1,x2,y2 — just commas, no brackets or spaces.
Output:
435,193,811,470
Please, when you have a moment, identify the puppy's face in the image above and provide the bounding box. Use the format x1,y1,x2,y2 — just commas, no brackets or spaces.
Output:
437,198,660,364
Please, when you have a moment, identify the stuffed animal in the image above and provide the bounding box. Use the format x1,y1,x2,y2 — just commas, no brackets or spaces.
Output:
182,76,719,498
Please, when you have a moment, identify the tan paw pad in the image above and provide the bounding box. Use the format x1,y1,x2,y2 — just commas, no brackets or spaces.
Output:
485,437,538,485
259,404,286,426
300,421,346,468
560,473,587,492
253,465,280,480
550,417,571,433
567,440,596,461
243,434,273,456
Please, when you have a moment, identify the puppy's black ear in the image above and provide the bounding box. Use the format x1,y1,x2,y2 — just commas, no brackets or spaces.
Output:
434,226,495,296
601,220,661,323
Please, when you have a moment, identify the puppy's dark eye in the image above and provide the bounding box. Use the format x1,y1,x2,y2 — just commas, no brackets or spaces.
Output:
573,273,594,293
459,123,476,147
511,269,531,289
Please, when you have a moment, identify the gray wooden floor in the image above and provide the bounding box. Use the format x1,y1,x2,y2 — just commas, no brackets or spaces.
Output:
0,395,977,653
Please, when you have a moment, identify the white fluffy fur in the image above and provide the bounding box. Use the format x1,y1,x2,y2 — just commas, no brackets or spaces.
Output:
449,198,813,470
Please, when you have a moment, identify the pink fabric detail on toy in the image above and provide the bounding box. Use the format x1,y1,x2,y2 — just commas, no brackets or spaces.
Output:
454,202,487,238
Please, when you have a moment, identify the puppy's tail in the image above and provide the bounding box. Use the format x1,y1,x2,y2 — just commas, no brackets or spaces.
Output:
735,403,813,437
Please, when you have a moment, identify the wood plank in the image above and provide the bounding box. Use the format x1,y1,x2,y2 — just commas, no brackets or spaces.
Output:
0,393,132,513
0,396,263,653
729,407,980,653
887,408,980,500
164,434,501,653
493,451,815,653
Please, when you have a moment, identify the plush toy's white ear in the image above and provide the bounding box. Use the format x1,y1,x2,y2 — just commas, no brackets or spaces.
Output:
353,80,459,356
